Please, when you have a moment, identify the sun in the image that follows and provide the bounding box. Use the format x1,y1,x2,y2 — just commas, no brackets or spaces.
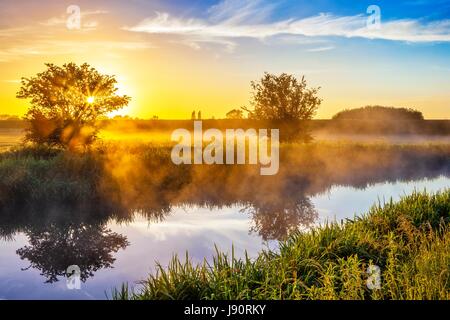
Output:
87,96,95,104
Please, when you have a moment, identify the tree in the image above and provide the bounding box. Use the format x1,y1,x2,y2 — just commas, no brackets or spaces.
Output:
0,114,20,121
17,222,129,283
332,106,424,121
226,109,244,119
244,73,321,141
17,63,130,149
246,197,317,241
245,72,321,121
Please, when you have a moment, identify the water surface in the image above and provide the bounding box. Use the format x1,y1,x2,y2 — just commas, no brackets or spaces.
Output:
0,175,448,299
0,134,449,299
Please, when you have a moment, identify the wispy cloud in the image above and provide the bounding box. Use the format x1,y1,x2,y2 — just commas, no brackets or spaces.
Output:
0,8,153,63
2,79,20,83
307,46,335,52
40,9,109,30
0,39,154,63
124,0,450,48
207,0,278,25
0,27,31,38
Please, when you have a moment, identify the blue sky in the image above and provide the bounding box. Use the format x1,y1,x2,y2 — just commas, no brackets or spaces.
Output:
177,0,450,20
114,0,450,24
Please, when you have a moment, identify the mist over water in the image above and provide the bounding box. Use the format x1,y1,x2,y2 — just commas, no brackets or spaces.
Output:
0,130,449,299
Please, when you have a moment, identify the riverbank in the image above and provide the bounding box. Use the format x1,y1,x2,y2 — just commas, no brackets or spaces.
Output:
112,189,450,300
0,143,449,298
1,142,449,222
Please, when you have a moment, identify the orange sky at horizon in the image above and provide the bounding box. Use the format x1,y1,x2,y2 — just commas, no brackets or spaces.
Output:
1,1,449,120
3,56,449,120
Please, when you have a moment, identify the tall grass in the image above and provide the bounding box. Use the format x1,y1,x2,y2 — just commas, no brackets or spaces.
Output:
0,146,103,204
112,190,450,300
0,142,448,239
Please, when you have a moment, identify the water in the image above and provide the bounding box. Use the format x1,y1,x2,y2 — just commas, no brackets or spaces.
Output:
0,132,449,299
0,175,448,299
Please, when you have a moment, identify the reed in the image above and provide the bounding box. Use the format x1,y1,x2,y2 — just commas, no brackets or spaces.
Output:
112,190,450,300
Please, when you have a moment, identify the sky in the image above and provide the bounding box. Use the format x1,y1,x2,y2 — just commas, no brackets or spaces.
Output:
0,0,449,119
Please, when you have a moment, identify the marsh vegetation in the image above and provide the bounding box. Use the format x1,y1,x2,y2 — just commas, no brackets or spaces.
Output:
112,190,450,300
0,65,448,299
1,141,449,242
0,139,448,297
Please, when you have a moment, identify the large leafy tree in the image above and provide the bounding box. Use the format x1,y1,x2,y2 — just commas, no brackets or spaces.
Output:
17,63,130,149
244,73,321,141
245,72,321,121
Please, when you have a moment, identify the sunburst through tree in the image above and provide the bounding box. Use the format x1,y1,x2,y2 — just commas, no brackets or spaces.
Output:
17,63,131,150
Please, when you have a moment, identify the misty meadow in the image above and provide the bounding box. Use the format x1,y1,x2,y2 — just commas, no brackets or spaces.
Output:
0,0,449,304
0,87,449,299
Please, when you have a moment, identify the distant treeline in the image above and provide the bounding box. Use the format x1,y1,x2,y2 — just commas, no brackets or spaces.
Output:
101,119,450,136
1,119,450,135
332,106,424,121
0,114,21,121
0,120,26,128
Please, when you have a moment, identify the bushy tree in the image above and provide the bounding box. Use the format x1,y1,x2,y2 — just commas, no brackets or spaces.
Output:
17,63,130,149
332,106,424,121
226,108,244,119
244,73,321,141
244,72,321,121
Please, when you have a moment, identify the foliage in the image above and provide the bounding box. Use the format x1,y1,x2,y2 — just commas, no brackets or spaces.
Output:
0,143,448,297
226,109,244,119
244,73,321,121
243,73,322,141
332,106,424,121
17,63,130,150
113,190,450,300
17,223,128,283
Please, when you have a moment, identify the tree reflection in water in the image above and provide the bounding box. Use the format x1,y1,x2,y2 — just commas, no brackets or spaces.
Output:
16,222,128,283
0,143,448,283
243,197,317,241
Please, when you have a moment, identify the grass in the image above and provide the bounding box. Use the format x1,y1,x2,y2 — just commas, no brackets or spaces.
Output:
0,142,447,211
0,145,103,205
112,189,450,300
0,141,448,235
0,142,449,298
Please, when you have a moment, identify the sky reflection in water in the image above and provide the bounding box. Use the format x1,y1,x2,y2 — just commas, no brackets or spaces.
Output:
0,175,448,299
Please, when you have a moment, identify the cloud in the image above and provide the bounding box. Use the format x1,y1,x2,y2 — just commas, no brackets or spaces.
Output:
354,19,450,42
0,27,31,38
0,39,154,63
2,79,20,83
173,37,237,52
207,0,277,25
40,17,66,27
0,8,153,63
40,9,109,29
307,46,335,52
123,0,450,48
